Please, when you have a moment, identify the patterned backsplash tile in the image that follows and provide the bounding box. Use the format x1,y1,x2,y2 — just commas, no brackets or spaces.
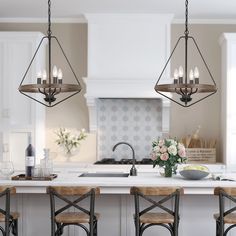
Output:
97,98,162,161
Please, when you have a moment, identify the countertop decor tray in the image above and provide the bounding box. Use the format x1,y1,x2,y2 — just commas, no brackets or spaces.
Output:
11,174,57,181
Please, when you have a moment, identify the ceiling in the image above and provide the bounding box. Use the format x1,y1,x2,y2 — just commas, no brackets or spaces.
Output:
0,0,235,21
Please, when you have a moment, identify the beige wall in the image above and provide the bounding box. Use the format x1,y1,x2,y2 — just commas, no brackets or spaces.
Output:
1,22,236,162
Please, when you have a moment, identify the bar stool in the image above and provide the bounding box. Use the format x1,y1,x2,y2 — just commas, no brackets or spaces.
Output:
130,186,184,236
214,187,236,236
47,186,100,236
0,186,19,236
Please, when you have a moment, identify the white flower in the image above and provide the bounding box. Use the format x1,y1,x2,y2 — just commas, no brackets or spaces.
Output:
55,128,87,155
167,145,177,156
153,146,160,153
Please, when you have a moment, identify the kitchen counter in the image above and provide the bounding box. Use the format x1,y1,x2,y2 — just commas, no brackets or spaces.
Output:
0,164,232,194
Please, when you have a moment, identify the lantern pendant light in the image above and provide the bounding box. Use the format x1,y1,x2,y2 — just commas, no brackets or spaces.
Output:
18,0,82,107
154,0,217,107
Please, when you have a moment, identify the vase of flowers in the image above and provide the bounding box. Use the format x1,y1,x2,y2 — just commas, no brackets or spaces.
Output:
151,138,187,177
55,128,87,157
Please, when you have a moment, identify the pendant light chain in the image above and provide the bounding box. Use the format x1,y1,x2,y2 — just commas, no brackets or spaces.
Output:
47,0,52,85
47,0,52,37
185,0,189,36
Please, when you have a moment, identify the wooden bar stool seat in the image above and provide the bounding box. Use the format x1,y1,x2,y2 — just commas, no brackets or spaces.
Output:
47,186,100,236
0,186,19,236
130,186,184,236
214,213,236,224
139,212,174,224
214,187,236,236
55,212,100,224
0,212,19,222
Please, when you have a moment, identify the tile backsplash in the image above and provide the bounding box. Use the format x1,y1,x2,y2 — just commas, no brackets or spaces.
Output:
97,98,163,161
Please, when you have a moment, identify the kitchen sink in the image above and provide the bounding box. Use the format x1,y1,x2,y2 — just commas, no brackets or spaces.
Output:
79,173,129,177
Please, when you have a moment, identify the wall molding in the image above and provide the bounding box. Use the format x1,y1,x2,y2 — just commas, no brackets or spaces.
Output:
1,17,236,25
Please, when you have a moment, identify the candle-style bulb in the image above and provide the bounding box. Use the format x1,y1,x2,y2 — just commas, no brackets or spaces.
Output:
37,70,42,84
189,69,194,80
194,67,199,78
37,71,42,78
58,69,63,80
178,66,184,78
52,66,58,78
189,69,194,84
174,69,179,80
42,70,47,81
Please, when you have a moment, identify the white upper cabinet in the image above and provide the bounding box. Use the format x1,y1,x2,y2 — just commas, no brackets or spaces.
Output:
0,32,46,170
220,33,236,165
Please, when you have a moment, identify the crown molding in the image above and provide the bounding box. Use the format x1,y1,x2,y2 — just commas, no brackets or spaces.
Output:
1,17,236,25
0,17,87,23
173,18,236,24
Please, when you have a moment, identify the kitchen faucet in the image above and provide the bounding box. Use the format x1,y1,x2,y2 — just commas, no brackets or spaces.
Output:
112,142,137,176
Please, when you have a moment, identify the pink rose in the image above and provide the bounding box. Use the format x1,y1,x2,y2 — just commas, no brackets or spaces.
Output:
178,148,186,158
160,152,169,161
151,152,157,160
160,146,167,153
158,139,165,147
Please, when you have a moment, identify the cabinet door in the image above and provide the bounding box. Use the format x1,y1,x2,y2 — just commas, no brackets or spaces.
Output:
0,32,45,170
220,33,236,165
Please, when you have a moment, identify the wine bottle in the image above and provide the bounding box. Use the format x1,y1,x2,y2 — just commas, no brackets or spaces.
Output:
25,134,35,177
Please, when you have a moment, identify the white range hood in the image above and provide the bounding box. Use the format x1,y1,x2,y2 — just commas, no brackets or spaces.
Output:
83,14,173,134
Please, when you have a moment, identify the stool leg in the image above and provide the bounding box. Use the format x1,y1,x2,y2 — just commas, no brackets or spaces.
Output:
134,219,140,236
12,219,18,236
216,221,219,236
94,220,98,236
219,221,224,236
173,220,179,236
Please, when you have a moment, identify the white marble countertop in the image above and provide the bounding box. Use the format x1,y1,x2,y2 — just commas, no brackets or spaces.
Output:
0,163,235,195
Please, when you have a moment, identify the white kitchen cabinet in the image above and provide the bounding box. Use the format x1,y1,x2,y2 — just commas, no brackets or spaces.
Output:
220,33,236,166
0,32,45,170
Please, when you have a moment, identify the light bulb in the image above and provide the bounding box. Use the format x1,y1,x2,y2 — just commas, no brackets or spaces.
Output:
189,69,194,80
52,66,58,78
37,70,42,78
42,70,47,81
58,69,63,80
194,67,199,78
178,66,184,78
174,69,179,80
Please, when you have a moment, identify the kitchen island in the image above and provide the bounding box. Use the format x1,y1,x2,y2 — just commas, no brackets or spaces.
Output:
0,164,233,236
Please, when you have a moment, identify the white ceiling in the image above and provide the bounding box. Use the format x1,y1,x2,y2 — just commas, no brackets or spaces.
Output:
0,0,235,21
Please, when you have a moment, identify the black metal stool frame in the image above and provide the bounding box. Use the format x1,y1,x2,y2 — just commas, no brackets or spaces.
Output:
0,187,18,236
132,187,181,236
48,187,98,236
215,188,236,236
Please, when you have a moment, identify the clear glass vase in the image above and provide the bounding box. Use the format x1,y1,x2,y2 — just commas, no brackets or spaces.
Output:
159,166,173,177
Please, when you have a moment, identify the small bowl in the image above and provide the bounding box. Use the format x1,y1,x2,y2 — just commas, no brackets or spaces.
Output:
179,168,209,180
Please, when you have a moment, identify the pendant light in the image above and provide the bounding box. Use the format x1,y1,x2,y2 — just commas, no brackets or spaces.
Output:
154,0,217,107
18,0,82,107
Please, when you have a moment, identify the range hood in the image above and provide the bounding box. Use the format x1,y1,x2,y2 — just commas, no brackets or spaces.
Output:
83,14,173,134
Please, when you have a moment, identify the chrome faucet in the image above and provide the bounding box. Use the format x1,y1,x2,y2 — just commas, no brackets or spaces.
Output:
112,142,137,176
